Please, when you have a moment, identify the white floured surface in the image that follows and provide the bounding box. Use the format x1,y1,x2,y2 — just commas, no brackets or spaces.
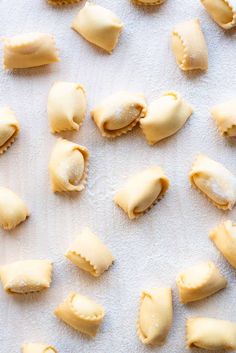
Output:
0,0,236,352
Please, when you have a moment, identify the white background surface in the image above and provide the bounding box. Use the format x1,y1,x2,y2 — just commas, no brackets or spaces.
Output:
0,0,236,352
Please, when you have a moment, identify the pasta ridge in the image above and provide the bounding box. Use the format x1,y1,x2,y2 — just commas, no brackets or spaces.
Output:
69,292,105,321
189,154,235,210
171,31,188,71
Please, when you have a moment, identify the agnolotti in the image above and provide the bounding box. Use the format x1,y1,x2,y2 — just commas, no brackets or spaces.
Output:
71,2,123,53
49,138,89,193
210,220,236,268
133,0,166,5
211,97,236,136
54,292,105,336
140,91,193,145
189,154,236,210
201,0,236,30
171,19,208,71
3,33,59,69
0,107,20,154
22,343,57,353
176,261,227,304
0,187,29,230
0,260,52,294
92,91,147,138
114,166,169,219
48,81,86,133
186,317,236,350
65,227,114,277
137,288,172,346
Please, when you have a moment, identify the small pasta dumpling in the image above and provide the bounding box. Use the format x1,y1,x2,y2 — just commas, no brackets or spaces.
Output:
137,288,172,346
189,154,236,210
210,220,236,269
54,292,105,336
132,0,166,5
92,91,147,138
49,138,89,193
176,261,227,304
200,0,236,30
71,2,123,53
171,19,208,71
0,260,52,294
0,187,29,230
140,91,193,145
0,107,20,154
186,317,236,350
114,166,169,219
3,33,59,69
65,227,114,277
211,97,236,136
22,343,57,353
48,82,86,133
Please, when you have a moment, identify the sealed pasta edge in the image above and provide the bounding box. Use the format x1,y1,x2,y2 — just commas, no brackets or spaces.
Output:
65,250,100,277
0,129,20,155
132,0,166,5
49,83,86,133
48,0,80,5
49,139,90,193
92,104,147,139
136,291,148,344
54,292,105,324
114,167,170,219
201,0,236,30
171,29,188,71
189,154,234,211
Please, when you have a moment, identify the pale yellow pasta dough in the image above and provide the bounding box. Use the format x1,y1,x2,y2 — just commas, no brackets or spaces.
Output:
132,0,166,5
0,260,52,294
210,220,236,268
71,2,123,53
201,0,236,29
140,91,192,145
49,138,89,193
3,33,59,69
48,0,79,5
114,166,169,219
171,19,208,71
211,98,236,136
22,343,57,353
0,187,29,230
0,107,20,154
137,288,172,346
176,261,227,304
48,82,86,133
189,154,236,210
65,227,114,277
54,292,105,336
186,317,236,350
92,91,147,138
